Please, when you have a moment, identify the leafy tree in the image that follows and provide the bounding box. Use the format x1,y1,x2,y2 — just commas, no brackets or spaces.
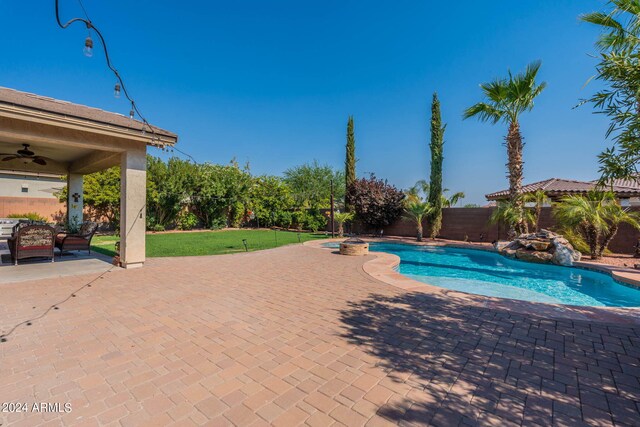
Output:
82,167,121,228
191,161,252,228
146,156,196,229
463,204,481,208
554,191,640,259
345,116,357,212
427,93,445,238
404,199,433,242
464,61,546,236
347,175,405,230
249,175,294,227
581,1,640,182
334,211,355,237
284,161,344,209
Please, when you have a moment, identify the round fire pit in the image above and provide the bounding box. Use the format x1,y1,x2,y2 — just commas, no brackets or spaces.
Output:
339,237,369,256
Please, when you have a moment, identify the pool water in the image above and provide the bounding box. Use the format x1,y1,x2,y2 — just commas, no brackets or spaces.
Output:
329,242,640,307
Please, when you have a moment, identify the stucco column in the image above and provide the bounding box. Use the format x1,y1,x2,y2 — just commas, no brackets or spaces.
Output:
120,147,146,269
67,173,83,227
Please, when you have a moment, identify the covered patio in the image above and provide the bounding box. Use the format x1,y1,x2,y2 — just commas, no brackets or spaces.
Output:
0,87,177,269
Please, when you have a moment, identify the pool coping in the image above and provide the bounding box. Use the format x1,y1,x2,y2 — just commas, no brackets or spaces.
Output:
305,237,640,325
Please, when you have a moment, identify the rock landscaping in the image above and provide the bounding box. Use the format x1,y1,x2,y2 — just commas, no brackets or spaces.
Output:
494,229,581,266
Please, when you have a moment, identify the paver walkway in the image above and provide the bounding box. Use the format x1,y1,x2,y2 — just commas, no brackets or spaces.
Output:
0,245,639,426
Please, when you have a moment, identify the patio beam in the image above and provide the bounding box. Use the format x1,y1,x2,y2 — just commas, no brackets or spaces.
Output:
69,151,121,175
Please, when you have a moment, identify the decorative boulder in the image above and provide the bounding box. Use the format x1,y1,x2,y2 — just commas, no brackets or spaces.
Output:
551,237,581,266
495,230,581,266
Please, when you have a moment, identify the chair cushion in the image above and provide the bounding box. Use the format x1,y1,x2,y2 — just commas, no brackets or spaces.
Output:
56,236,88,246
19,227,53,247
18,245,53,251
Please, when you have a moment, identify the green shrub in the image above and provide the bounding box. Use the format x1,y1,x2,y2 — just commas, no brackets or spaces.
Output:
560,228,611,256
7,212,48,222
292,211,305,230
301,209,327,232
176,212,198,231
277,211,293,229
151,224,166,232
209,217,227,230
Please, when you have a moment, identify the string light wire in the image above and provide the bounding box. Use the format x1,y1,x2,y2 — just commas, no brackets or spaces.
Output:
54,1,204,162
55,1,158,141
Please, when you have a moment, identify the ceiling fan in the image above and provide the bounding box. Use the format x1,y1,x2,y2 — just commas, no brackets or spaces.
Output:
0,144,50,166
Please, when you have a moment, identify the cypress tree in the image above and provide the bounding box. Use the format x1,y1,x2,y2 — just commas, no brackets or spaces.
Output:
427,93,445,238
345,116,356,212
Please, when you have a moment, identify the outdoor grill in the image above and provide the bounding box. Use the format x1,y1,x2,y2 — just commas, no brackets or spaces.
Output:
0,219,19,240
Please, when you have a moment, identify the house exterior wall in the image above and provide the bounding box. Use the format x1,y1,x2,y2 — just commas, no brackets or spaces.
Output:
0,172,63,198
0,173,65,221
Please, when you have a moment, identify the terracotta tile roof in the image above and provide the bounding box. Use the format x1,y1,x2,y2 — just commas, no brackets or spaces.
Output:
594,175,640,189
0,87,177,141
485,177,640,200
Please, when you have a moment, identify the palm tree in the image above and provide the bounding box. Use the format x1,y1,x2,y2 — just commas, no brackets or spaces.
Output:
490,200,536,240
464,61,546,236
554,191,640,259
524,189,549,231
334,212,354,237
407,180,429,203
404,200,432,242
441,190,465,208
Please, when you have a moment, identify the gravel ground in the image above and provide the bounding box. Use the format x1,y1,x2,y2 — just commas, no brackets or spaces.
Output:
585,253,640,269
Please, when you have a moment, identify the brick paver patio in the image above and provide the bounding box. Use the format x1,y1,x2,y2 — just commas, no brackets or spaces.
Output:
0,245,639,426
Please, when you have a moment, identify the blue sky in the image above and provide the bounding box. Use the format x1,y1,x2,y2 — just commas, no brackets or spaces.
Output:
1,1,609,204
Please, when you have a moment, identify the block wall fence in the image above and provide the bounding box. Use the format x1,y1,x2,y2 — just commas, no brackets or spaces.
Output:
0,196,64,222
348,207,640,255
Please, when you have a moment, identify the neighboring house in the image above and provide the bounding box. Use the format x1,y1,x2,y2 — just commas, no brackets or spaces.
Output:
485,177,640,206
0,170,65,220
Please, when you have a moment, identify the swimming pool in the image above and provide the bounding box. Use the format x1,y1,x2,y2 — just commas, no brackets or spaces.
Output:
330,242,640,307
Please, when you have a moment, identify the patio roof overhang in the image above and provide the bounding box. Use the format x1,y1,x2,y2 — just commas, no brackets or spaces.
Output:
0,87,178,268
0,87,177,175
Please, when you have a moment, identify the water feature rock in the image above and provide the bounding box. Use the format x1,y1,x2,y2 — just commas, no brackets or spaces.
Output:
494,241,510,251
496,231,580,266
503,248,517,258
550,237,581,265
515,249,553,263
525,239,552,251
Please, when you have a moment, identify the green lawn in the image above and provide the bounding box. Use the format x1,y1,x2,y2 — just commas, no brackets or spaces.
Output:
91,229,327,257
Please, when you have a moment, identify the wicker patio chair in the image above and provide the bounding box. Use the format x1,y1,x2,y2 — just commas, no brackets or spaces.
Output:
55,221,98,256
7,224,56,265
